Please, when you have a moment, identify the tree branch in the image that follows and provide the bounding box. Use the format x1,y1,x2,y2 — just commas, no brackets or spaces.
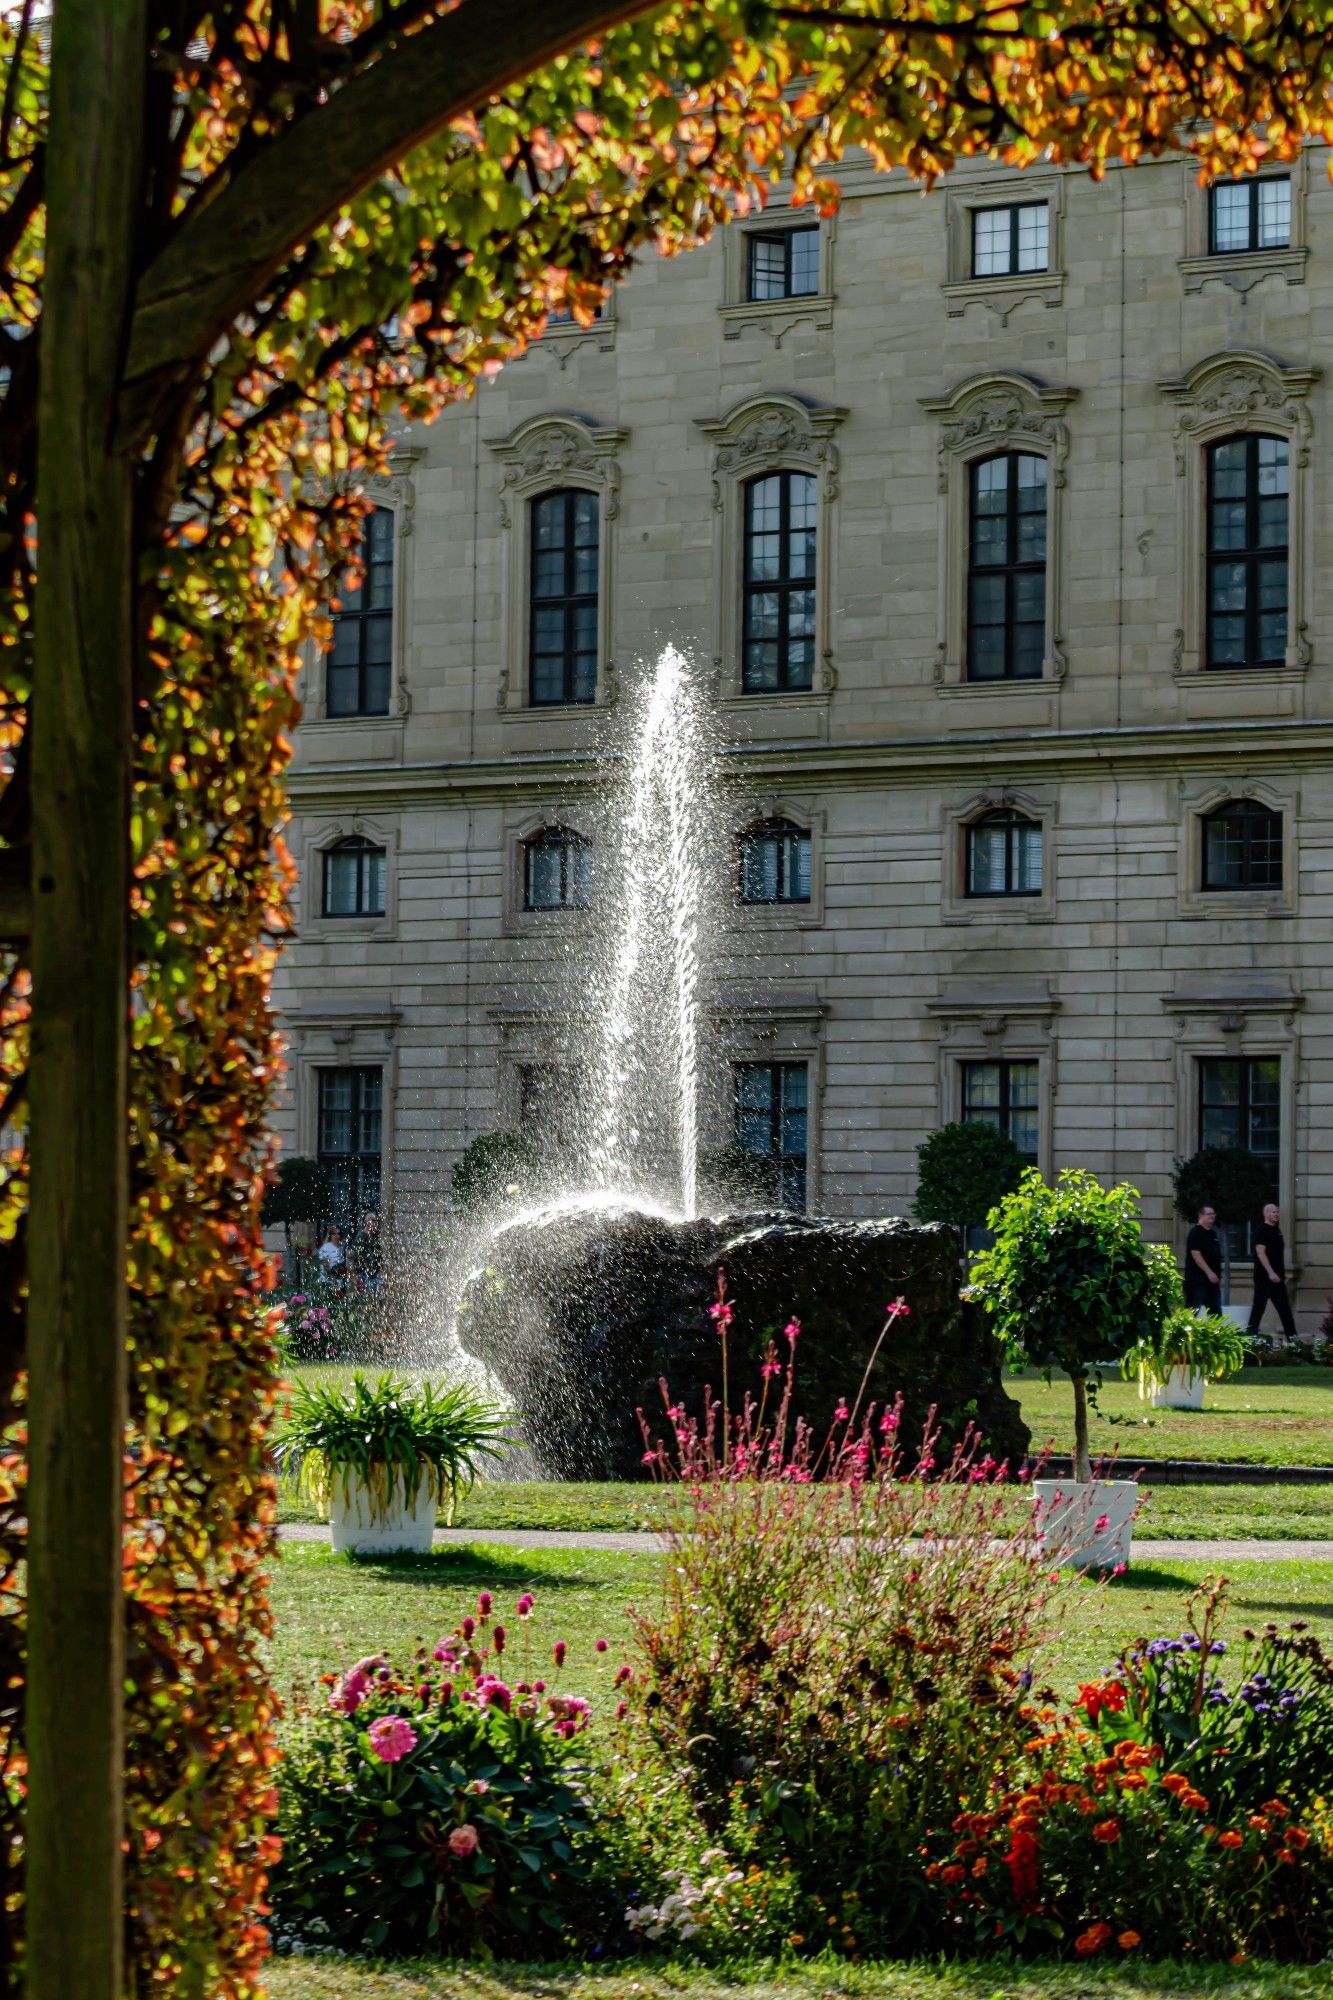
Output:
120,0,659,448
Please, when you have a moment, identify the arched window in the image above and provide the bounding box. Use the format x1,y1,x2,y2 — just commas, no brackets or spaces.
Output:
327,506,394,717
738,818,811,905
965,810,1043,898
1201,800,1283,891
322,836,386,917
1206,434,1288,668
967,451,1047,681
523,827,592,911
742,470,817,693
530,489,599,705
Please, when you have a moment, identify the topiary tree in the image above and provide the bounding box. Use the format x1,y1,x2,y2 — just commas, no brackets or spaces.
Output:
967,1169,1177,1483
450,1131,547,1218
260,1155,330,1245
1173,1146,1276,1304
914,1121,1026,1263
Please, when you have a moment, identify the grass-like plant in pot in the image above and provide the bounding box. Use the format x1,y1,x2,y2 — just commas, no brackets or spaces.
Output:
967,1168,1176,1570
275,1374,512,1554
1121,1303,1249,1409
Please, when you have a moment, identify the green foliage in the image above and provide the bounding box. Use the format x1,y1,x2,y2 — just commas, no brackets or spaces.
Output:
272,1602,599,1956
261,1155,331,1231
1173,1146,1276,1226
914,1121,1026,1234
450,1132,546,1218
1121,1306,1250,1395
274,1375,512,1525
274,1284,374,1364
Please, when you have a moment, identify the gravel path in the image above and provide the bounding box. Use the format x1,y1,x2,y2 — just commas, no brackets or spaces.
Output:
277,1523,1333,1562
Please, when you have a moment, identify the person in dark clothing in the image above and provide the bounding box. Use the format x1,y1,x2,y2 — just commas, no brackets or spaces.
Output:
1184,1203,1223,1311
1248,1201,1298,1347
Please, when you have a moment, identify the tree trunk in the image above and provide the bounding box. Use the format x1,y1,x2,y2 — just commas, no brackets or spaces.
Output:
1071,1373,1092,1485
28,6,145,1996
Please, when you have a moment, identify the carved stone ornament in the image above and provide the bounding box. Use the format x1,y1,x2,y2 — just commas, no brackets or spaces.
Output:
695,393,847,512
487,412,628,528
919,371,1078,496
1158,350,1320,475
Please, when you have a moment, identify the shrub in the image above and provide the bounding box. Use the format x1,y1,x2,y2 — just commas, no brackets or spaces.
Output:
450,1131,546,1217
967,1170,1177,1480
261,1154,331,1240
272,1594,600,1955
274,1374,511,1524
617,1287,1065,1955
274,1283,374,1363
914,1120,1026,1246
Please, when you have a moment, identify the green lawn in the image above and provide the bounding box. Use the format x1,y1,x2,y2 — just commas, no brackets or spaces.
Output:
264,1955,1333,1999
269,1539,1333,1715
1013,1365,1333,1468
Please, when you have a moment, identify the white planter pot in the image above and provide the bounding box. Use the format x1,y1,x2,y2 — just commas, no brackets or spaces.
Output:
1032,1477,1137,1572
328,1470,438,1555
1222,1304,1251,1331
1150,1365,1206,1410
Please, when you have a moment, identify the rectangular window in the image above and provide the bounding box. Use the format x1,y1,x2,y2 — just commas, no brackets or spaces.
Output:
746,227,820,302
736,1060,808,1210
972,202,1049,278
1210,177,1291,255
967,452,1047,681
317,1067,383,1223
327,507,394,718
1206,435,1288,669
530,489,599,706
1198,1056,1280,1254
962,1060,1038,1165
742,470,817,693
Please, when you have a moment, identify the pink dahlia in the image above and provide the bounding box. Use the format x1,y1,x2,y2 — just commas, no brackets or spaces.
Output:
367,1715,417,1764
448,1823,480,1857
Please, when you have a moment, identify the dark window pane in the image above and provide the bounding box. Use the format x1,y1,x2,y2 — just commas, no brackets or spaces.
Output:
967,452,1047,682
327,508,395,717
529,489,600,705
1206,435,1289,667
742,472,819,693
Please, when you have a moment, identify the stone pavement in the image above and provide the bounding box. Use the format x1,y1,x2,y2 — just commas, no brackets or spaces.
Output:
278,1523,1333,1563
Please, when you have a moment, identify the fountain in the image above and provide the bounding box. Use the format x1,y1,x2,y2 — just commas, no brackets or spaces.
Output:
452,648,1028,1477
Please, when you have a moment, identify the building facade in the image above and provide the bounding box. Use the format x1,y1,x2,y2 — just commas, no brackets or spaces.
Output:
273,147,1333,1326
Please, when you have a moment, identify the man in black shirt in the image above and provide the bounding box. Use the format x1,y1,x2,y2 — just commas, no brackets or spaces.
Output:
1248,1201,1298,1347
1183,1204,1222,1311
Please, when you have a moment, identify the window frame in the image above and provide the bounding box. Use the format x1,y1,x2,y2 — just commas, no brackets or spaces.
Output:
325,505,396,719
966,449,1049,683
1204,432,1289,671
1200,799,1284,893
745,225,821,302
964,809,1043,900
321,835,387,919
316,1065,384,1226
528,487,600,708
970,200,1050,279
522,826,592,913
734,1059,809,1211
1208,175,1291,256
961,1057,1040,1167
737,817,812,907
741,468,819,695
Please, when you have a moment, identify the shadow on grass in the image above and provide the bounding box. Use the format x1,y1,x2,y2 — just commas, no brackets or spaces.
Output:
307,1544,637,1593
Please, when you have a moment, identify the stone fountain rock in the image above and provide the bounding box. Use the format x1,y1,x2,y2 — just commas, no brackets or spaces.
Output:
456,1204,1029,1479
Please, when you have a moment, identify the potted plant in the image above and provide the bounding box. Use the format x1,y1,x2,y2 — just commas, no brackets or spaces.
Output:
968,1169,1176,1571
1121,1302,1249,1409
914,1119,1026,1271
275,1374,511,1554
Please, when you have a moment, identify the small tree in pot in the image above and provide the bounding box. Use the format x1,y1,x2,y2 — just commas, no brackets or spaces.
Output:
914,1120,1026,1269
1172,1146,1274,1304
968,1168,1175,1484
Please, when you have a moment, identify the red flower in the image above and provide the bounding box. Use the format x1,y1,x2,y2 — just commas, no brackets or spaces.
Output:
1004,1826,1040,1909
1075,1679,1126,1723
1075,1922,1113,1957
1092,1818,1121,1844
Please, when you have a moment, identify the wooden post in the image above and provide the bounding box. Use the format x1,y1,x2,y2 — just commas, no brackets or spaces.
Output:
28,5,145,1995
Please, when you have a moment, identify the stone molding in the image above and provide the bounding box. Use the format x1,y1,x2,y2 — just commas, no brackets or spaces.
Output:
1157,350,1320,677
919,370,1078,688
941,171,1066,321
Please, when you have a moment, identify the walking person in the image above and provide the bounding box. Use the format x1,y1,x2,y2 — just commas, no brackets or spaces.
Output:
1247,1201,1299,1349
1183,1203,1223,1312
355,1209,384,1300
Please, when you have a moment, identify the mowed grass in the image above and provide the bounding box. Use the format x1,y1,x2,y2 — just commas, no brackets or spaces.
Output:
1012,1365,1333,1468
268,1538,1333,1714
264,1959,1333,2000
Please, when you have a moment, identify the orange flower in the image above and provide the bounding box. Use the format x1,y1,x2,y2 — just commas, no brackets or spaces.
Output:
939,1864,966,1886
1218,1830,1244,1850
1075,1922,1113,1957
1092,1818,1122,1844
1287,1827,1311,1851
1118,1930,1142,1950
971,1857,988,1879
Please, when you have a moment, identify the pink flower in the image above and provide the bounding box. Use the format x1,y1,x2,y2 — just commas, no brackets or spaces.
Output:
616,1700,629,1719
834,1400,850,1422
475,1675,512,1712
1112,1562,1128,1577
461,1616,475,1641
595,1638,608,1653
438,1681,453,1704
367,1715,417,1764
708,1301,734,1333
468,1778,490,1795
879,1410,899,1434
641,1450,657,1466
784,1319,801,1344
493,1625,507,1654
553,1640,567,1668
328,1667,370,1717
761,1360,782,1381
448,1824,480,1858
614,1665,631,1686
533,1679,547,1693
516,1594,534,1618
477,1592,492,1618
1094,1513,1111,1534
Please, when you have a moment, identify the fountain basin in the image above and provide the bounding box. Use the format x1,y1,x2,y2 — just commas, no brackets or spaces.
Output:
456,1202,1029,1479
